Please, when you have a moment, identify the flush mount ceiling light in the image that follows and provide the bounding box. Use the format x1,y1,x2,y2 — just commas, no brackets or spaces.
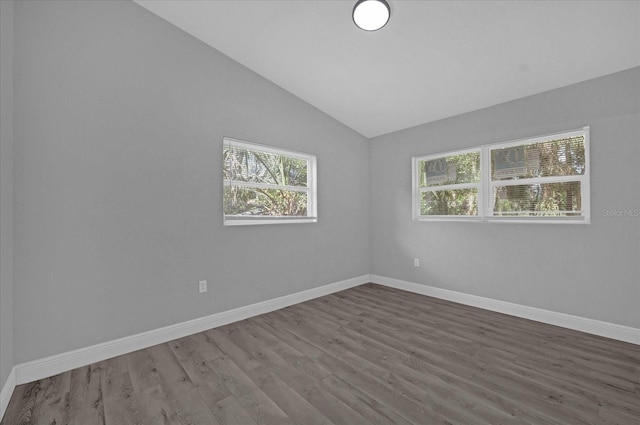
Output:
353,0,390,31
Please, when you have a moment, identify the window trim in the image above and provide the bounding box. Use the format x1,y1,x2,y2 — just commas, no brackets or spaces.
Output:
223,137,318,226
412,127,590,224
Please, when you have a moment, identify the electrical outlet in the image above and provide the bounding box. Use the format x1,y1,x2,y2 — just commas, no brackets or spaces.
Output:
199,280,207,293
414,258,420,267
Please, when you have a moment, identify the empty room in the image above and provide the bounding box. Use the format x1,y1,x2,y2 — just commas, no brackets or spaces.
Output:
1,0,639,424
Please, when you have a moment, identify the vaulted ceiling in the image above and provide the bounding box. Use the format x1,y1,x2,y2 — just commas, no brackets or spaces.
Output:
134,0,640,138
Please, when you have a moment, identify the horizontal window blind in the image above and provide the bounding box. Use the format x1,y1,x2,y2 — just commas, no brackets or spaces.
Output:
488,131,588,220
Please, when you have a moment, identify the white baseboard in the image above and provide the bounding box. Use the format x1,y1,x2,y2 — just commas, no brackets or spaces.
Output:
13,275,370,386
0,367,16,422
371,275,640,345
5,272,637,420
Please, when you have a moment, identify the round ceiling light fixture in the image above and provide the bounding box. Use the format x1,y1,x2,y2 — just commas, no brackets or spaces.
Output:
353,0,390,31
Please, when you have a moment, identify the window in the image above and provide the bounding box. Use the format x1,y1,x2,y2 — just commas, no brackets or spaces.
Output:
223,138,317,225
413,148,482,219
413,127,590,223
487,130,589,221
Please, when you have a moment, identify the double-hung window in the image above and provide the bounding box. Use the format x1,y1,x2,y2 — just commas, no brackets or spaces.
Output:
413,148,482,220
223,137,317,225
413,127,590,223
487,128,589,222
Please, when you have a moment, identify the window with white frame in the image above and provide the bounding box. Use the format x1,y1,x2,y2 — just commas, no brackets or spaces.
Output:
413,148,482,218
223,137,317,225
413,127,590,223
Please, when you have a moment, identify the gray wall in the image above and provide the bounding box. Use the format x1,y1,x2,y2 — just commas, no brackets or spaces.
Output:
12,0,370,364
5,0,639,378
370,67,640,328
0,0,15,388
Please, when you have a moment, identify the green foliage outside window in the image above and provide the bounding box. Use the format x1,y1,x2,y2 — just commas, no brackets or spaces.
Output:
224,144,309,217
421,189,478,216
413,129,589,222
491,136,585,216
418,152,480,216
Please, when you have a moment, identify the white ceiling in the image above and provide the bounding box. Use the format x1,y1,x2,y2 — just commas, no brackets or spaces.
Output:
134,0,640,138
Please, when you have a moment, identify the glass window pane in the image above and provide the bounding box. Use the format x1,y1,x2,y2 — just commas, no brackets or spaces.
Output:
224,186,308,217
492,181,582,216
223,146,308,187
419,151,480,187
420,189,478,216
491,136,585,181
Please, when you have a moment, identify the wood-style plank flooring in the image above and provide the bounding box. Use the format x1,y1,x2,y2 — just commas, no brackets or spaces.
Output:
3,283,639,424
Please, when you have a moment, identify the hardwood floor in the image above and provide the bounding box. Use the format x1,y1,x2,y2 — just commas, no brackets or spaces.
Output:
3,283,639,425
